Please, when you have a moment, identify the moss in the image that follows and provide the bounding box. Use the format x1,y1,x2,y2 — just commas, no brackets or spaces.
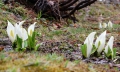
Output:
0,52,118,72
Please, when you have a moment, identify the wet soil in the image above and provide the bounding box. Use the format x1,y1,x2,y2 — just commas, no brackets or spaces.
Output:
1,38,120,65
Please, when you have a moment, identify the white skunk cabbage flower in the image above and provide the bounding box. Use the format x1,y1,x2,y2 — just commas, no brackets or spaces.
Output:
21,28,28,41
15,22,28,41
84,32,96,57
21,28,28,48
28,22,37,36
7,21,16,42
103,23,107,28
104,36,114,56
15,23,22,38
18,20,25,27
108,21,113,28
95,31,106,54
15,21,28,48
99,23,102,29
15,20,25,27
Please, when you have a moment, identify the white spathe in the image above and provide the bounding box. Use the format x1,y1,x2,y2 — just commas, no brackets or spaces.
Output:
18,20,25,27
99,23,102,29
15,23,28,40
28,22,37,36
108,21,113,28
15,23,22,38
103,23,107,28
7,21,16,42
21,28,28,48
99,22,107,29
84,32,96,57
104,36,114,56
15,21,28,48
95,30,106,54
21,28,28,41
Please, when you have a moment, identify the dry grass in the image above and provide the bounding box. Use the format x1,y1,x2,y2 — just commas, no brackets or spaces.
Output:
0,52,119,72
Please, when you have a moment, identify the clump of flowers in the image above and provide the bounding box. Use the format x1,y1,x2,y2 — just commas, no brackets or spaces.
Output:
104,36,116,60
108,21,113,28
81,31,116,59
99,22,107,29
7,21,40,51
99,20,113,29
81,32,96,58
95,31,106,55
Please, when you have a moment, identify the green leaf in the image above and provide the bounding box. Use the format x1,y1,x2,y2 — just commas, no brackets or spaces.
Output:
37,11,42,19
15,47,26,52
107,46,112,57
28,35,32,50
36,32,41,36
81,44,87,58
64,60,69,67
27,31,37,51
112,48,116,59
24,40,28,48
35,44,40,51
32,31,36,48
12,41,17,49
91,44,97,54
98,41,101,48
104,46,112,59
16,35,22,50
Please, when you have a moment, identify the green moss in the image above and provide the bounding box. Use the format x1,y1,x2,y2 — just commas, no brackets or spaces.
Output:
0,52,119,72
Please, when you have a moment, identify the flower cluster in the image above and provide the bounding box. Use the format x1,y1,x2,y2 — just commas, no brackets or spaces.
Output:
81,31,116,59
99,21,113,29
7,21,40,51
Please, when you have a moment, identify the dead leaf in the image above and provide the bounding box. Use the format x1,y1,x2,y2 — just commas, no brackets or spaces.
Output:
0,46,4,51
0,21,2,25
73,23,79,28
113,64,120,68
113,20,120,24
91,27,99,30
109,63,120,68
53,23,62,29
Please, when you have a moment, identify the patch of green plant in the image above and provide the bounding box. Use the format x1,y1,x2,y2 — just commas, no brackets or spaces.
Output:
41,13,55,20
68,27,86,35
64,60,69,67
67,19,73,24
81,31,116,60
37,11,42,20
73,60,80,64
0,53,5,61
0,1,4,8
13,6,27,19
50,30,63,36
7,21,40,51
113,24,120,29
46,53,63,62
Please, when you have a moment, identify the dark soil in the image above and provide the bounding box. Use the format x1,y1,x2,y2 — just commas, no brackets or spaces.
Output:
1,38,120,65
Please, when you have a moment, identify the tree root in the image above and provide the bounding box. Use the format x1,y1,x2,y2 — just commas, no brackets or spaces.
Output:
5,0,97,22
